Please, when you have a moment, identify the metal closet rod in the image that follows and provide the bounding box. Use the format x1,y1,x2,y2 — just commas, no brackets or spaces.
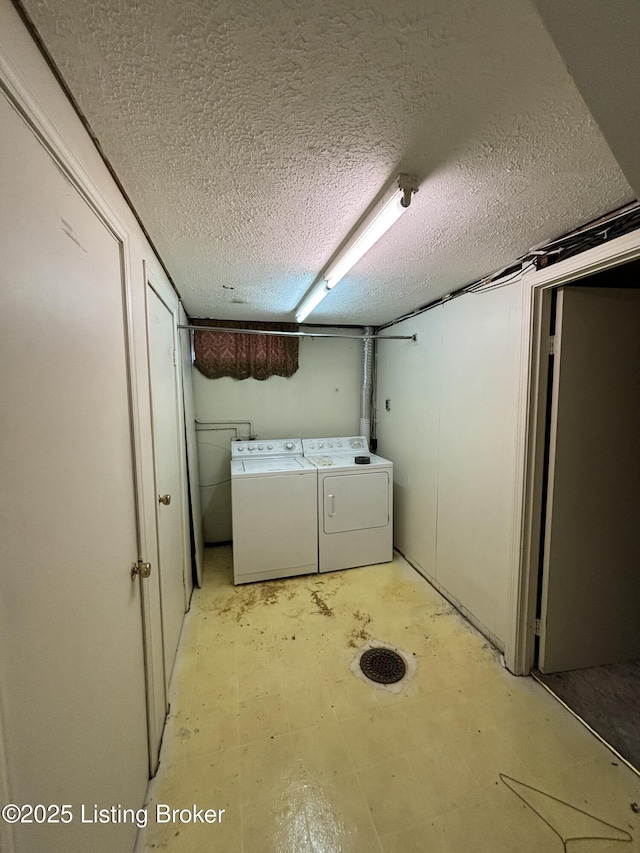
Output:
178,324,416,341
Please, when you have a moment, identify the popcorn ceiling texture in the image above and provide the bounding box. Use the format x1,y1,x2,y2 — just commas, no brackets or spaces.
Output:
24,0,633,324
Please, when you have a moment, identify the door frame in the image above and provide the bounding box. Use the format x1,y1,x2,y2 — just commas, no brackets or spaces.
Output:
0,42,167,775
145,272,193,615
506,228,640,676
179,304,204,588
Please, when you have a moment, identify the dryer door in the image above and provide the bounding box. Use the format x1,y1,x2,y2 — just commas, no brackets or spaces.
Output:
323,472,390,533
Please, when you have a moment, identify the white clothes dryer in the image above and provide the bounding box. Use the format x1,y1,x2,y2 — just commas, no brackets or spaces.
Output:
302,436,393,573
231,438,317,584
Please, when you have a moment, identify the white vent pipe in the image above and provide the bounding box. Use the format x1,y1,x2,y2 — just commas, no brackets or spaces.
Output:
359,326,374,443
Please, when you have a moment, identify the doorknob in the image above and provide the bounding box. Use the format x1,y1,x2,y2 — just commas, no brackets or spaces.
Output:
158,494,171,505
131,561,152,580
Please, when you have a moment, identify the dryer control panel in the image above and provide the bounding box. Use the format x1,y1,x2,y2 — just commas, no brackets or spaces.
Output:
302,436,369,453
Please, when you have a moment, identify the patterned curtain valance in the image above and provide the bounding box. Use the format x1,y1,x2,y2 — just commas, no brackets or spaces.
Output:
192,319,299,381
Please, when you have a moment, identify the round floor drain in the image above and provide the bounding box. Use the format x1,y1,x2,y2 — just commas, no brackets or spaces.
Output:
359,648,406,684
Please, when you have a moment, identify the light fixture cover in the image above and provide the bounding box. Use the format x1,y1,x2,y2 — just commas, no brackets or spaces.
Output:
295,173,418,323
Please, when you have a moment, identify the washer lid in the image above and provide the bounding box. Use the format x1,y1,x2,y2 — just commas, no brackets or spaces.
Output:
233,456,316,474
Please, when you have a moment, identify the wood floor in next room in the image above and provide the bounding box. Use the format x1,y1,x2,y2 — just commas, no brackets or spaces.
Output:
136,546,640,853
535,661,640,773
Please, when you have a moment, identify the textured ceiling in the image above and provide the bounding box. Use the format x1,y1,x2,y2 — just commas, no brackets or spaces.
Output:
22,0,634,325
531,0,640,203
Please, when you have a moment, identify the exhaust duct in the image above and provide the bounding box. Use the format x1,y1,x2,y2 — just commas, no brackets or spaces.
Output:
359,326,374,443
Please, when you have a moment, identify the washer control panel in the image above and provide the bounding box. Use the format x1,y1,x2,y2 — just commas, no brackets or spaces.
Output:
302,436,369,454
231,438,303,459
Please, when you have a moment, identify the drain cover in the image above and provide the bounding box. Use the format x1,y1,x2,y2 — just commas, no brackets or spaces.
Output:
359,648,406,684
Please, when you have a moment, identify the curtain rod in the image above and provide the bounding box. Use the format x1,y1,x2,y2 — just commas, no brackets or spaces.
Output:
178,324,416,341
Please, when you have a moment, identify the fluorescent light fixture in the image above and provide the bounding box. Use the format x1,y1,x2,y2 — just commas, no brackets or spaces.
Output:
295,173,418,323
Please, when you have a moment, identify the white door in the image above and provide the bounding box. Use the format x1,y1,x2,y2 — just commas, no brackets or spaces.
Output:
0,95,148,851
146,284,189,684
323,472,390,533
539,286,640,673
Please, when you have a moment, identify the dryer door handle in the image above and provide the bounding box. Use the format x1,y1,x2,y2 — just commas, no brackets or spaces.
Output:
326,493,336,517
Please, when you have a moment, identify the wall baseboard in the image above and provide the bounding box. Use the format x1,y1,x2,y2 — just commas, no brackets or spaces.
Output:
396,547,506,656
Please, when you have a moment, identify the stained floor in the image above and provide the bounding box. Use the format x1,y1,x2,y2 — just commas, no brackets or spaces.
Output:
135,546,640,852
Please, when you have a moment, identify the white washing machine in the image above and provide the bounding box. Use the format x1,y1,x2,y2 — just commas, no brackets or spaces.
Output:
231,438,318,584
302,436,393,573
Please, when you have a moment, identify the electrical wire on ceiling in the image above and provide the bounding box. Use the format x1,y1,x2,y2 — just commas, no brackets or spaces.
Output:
464,261,537,293
377,200,640,331
528,201,640,261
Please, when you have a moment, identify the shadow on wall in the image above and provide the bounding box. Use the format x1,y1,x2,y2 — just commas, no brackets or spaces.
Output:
197,428,235,542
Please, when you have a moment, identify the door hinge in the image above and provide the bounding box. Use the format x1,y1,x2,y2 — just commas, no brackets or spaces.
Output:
534,617,542,636
547,335,555,356
173,349,177,366
131,560,152,580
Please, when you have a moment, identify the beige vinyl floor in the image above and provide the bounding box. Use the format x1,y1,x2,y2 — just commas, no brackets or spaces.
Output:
136,546,640,852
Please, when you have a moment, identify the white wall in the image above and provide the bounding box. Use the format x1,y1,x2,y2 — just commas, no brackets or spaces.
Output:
0,2,183,850
193,332,362,436
193,332,362,541
376,281,525,647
